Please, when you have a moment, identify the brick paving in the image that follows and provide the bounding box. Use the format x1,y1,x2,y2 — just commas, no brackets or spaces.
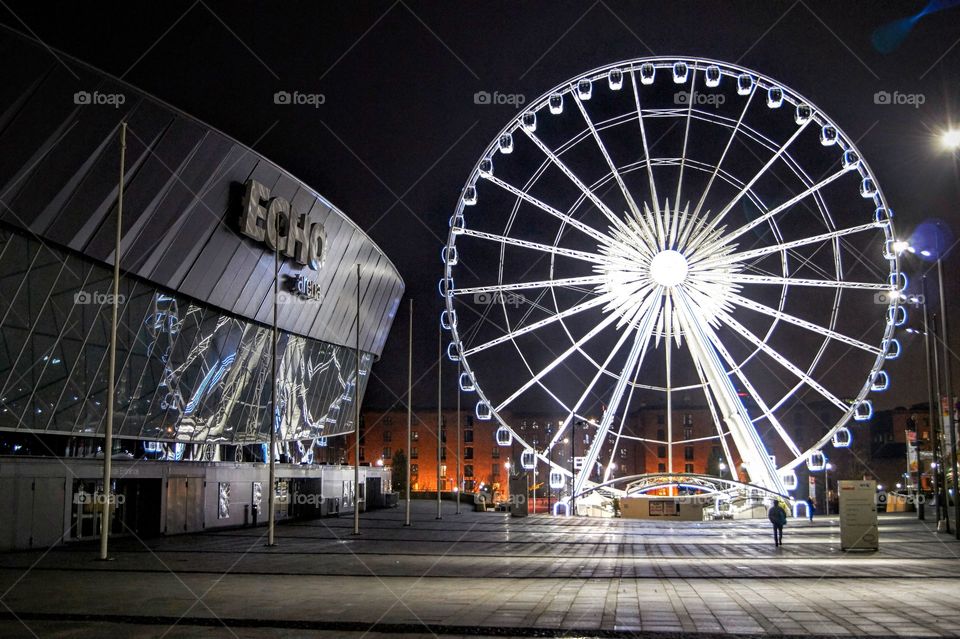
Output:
1,500,959,637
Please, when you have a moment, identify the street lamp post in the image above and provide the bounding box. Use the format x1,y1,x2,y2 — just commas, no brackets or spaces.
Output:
913,275,938,522
571,421,579,517
824,463,833,515
900,238,949,527
936,248,958,538
532,454,537,515
937,131,958,535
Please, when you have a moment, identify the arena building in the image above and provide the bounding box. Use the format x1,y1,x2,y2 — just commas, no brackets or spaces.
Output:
0,28,403,549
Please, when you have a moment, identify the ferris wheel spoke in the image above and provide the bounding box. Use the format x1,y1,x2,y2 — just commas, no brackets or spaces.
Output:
453,275,606,297
483,174,611,245
671,288,785,493
570,90,646,230
713,168,850,249
494,299,638,412
712,306,849,412
726,292,883,354
604,358,644,484
688,120,811,250
458,228,614,265
698,222,879,267
692,86,756,220
463,293,614,357
722,273,890,291
629,68,661,215
522,129,624,230
574,290,662,496
674,65,697,209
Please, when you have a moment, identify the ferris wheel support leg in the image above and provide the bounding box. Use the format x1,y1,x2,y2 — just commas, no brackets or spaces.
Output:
674,292,786,495
573,299,660,498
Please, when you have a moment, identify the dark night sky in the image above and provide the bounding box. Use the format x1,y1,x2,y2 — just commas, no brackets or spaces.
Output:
2,1,959,412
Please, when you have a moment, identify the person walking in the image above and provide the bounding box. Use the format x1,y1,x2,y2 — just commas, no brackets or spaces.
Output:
805,496,816,521
768,500,787,546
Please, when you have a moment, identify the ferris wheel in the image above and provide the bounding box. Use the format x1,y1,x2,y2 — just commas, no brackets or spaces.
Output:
441,58,903,500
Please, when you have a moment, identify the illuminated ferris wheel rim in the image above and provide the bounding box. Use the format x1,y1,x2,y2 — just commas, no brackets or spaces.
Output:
441,56,903,497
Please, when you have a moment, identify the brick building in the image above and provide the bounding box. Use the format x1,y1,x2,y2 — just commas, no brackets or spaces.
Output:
356,408,500,495
344,401,937,512
355,405,746,501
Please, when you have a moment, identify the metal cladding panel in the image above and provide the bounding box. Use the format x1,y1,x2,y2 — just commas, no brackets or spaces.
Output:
150,145,256,286
87,116,208,262
0,65,101,214
125,132,235,275
0,28,403,359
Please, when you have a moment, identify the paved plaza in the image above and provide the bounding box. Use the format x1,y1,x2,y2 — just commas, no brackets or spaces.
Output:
1,500,960,638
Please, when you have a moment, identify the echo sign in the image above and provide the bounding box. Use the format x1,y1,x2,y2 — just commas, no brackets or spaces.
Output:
240,179,327,270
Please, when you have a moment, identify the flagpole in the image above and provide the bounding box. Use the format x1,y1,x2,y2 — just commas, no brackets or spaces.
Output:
354,263,361,535
436,324,443,520
404,299,413,526
456,359,462,515
266,179,279,548
99,121,126,561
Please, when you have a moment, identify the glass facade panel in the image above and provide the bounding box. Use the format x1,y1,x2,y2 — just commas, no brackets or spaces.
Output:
0,229,373,444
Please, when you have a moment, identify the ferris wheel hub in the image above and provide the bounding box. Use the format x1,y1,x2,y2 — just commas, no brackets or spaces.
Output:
649,250,688,287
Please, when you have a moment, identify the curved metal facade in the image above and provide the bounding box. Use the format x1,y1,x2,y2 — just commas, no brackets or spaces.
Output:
0,28,403,444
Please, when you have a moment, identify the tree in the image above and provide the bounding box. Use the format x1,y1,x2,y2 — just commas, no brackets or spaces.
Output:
392,449,407,493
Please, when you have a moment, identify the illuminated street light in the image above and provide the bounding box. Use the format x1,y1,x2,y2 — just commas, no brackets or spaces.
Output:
942,129,960,150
